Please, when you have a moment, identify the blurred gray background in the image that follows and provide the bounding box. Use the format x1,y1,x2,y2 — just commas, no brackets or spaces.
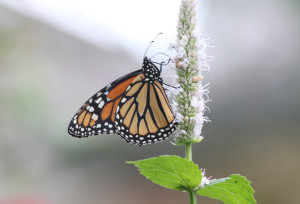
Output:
0,0,299,203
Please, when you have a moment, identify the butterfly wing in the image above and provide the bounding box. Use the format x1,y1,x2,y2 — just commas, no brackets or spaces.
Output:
114,73,177,145
68,70,143,137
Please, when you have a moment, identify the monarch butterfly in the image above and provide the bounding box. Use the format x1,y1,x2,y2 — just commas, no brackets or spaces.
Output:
68,56,177,146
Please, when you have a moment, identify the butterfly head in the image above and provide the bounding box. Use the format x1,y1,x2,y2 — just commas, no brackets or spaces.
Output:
142,57,161,80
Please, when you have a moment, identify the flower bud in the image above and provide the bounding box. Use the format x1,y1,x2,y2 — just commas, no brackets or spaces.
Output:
192,76,198,83
184,116,189,122
192,75,204,83
198,75,204,81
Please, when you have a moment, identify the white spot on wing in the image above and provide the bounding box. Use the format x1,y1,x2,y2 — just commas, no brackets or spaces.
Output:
95,98,102,104
89,107,94,112
92,114,98,121
99,101,105,108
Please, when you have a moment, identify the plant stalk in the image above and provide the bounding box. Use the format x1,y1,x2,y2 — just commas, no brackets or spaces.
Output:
189,190,197,204
185,142,192,161
186,142,197,203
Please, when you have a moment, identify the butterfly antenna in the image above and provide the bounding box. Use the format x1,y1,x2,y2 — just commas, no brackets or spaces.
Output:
151,52,172,60
144,32,163,58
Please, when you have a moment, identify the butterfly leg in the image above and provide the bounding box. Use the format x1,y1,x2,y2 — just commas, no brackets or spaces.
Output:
163,83,179,89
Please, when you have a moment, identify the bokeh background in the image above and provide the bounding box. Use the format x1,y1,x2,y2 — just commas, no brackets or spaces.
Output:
0,0,299,203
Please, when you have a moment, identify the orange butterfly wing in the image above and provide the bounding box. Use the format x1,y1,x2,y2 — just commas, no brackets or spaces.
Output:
68,70,142,137
114,73,176,145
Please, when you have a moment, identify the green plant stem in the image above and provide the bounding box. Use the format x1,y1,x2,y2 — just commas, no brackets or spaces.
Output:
189,190,197,204
186,142,192,161
186,142,197,203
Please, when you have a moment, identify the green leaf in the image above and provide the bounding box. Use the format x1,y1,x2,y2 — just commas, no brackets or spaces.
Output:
127,155,202,191
197,174,256,204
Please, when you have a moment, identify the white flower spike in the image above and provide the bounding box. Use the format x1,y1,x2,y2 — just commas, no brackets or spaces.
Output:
168,0,211,145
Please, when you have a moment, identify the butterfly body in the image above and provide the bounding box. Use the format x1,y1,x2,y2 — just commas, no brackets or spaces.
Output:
68,57,176,145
